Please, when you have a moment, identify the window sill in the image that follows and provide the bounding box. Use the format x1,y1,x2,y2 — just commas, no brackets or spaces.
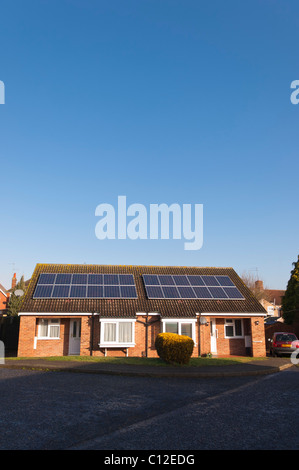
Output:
37,337,60,340
99,343,135,348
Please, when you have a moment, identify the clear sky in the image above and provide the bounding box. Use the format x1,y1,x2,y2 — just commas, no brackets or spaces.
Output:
0,0,298,290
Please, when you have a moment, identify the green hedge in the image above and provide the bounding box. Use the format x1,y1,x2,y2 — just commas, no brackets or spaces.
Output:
155,332,194,365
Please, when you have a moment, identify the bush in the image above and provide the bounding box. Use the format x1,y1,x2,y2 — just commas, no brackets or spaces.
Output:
155,332,194,365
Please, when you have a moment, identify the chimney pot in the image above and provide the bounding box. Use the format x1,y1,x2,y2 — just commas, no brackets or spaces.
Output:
11,273,17,289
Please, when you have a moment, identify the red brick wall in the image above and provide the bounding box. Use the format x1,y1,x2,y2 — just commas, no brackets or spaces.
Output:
0,291,7,311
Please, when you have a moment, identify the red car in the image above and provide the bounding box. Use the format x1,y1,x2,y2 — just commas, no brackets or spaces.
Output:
270,332,299,357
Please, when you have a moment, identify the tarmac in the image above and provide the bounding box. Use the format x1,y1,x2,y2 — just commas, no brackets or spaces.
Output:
0,356,296,378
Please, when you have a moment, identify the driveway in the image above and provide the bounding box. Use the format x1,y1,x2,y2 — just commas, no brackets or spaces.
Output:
0,366,298,450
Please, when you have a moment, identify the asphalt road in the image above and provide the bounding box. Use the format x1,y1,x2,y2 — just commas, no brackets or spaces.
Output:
0,367,298,451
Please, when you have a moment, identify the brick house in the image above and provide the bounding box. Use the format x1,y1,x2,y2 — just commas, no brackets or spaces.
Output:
17,264,267,358
0,283,8,314
254,280,285,319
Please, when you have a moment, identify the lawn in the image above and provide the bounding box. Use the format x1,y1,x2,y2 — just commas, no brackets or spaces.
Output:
9,355,267,367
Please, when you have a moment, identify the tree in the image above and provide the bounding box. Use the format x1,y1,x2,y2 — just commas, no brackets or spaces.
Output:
240,270,267,301
282,255,299,324
7,275,25,317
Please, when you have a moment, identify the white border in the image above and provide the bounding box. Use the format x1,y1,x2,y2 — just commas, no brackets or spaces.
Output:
161,318,197,345
99,318,136,348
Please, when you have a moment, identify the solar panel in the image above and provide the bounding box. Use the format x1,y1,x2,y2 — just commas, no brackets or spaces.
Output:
177,286,196,298
207,286,228,299
33,284,53,298
104,285,120,298
104,274,119,285
38,273,56,285
34,272,137,299
223,287,244,299
142,274,160,285
215,276,235,287
144,285,164,298
52,285,70,298
172,275,190,286
87,285,104,298
72,274,88,285
162,286,180,298
187,275,205,286
88,274,103,285
201,275,220,286
143,274,244,300
120,285,138,298
119,274,135,285
70,285,87,298
158,275,175,286
55,274,72,285
192,286,212,298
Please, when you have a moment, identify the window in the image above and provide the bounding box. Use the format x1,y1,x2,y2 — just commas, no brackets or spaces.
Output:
100,320,135,346
163,320,195,342
267,306,275,316
224,319,243,338
38,319,60,339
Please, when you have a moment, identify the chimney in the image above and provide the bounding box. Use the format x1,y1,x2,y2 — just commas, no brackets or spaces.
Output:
255,280,264,292
11,273,17,290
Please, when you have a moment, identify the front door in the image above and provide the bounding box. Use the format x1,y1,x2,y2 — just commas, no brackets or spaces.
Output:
210,319,217,354
69,319,81,355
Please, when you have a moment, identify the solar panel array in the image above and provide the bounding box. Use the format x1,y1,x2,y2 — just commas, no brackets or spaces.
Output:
142,274,244,300
33,273,137,299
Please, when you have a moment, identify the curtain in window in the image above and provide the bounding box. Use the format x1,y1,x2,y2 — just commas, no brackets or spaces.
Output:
104,323,116,342
39,319,48,337
49,325,60,338
119,322,132,343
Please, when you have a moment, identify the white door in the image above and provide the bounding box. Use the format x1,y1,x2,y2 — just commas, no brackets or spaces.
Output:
210,319,217,354
69,319,81,355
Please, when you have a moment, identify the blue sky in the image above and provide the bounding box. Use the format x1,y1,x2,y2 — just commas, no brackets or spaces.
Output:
0,0,298,290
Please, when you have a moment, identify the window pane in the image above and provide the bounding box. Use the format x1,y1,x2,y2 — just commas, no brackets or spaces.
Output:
119,322,132,343
50,325,60,338
39,319,48,337
235,320,242,336
104,323,116,342
165,322,178,334
225,325,234,337
181,323,192,338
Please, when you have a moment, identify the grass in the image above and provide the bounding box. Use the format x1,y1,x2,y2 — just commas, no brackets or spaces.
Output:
8,355,268,368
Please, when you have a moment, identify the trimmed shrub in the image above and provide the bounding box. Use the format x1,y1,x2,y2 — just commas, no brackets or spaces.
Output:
155,332,194,365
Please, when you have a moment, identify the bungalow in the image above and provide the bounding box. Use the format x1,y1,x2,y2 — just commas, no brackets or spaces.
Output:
17,264,267,358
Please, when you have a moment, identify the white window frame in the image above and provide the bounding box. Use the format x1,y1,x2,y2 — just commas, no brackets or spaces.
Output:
224,319,244,339
99,319,136,348
161,319,197,345
37,318,60,339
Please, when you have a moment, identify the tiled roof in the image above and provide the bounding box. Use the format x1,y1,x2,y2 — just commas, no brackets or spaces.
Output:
20,264,267,318
263,289,285,306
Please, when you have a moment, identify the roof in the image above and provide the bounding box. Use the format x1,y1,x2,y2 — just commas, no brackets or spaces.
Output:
0,284,8,297
20,264,267,318
263,289,285,306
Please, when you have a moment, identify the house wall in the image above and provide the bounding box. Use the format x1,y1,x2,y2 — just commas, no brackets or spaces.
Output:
199,317,266,357
18,314,266,358
0,291,7,311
